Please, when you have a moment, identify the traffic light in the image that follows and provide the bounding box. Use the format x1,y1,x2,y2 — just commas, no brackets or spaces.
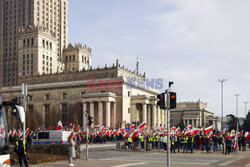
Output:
169,92,176,109
88,115,93,126
157,93,165,109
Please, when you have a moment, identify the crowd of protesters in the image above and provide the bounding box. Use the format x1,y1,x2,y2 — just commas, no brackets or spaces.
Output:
8,123,250,156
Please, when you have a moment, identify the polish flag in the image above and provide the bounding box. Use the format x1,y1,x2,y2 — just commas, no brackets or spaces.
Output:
117,129,122,136
233,135,237,150
191,128,201,135
184,129,191,135
25,128,30,136
94,125,99,129
245,132,250,140
229,132,234,139
203,126,212,134
76,125,81,131
99,126,105,132
130,124,135,129
187,125,192,129
138,122,147,129
56,121,63,130
112,130,117,136
69,123,74,128
130,130,138,139
123,132,128,138
175,127,181,133
208,132,213,139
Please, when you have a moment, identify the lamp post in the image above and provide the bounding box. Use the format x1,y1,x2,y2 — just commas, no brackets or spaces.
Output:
243,101,248,118
218,78,227,130
234,93,240,153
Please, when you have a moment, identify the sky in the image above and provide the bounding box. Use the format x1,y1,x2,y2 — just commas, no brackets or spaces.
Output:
68,0,250,118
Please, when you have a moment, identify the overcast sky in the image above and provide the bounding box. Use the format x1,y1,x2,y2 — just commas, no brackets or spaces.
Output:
68,0,250,118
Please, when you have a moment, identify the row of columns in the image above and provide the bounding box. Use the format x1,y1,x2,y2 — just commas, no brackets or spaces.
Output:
83,101,116,128
133,103,166,129
184,118,198,127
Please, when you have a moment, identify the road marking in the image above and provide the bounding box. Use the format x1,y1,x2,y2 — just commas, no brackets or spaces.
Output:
245,163,250,167
219,160,236,166
172,162,210,166
112,162,147,167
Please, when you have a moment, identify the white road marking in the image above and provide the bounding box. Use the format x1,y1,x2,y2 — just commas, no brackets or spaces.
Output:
219,160,235,166
112,162,147,167
172,162,210,166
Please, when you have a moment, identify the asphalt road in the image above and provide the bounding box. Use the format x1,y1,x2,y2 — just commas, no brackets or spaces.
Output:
31,143,250,167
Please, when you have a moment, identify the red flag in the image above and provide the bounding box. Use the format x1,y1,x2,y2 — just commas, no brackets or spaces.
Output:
138,122,146,129
187,125,192,129
203,126,212,134
191,128,201,135
77,125,81,131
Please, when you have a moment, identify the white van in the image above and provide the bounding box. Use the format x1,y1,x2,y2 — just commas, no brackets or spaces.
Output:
33,130,72,144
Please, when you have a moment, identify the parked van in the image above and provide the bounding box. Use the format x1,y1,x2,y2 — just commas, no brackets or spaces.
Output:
33,130,72,144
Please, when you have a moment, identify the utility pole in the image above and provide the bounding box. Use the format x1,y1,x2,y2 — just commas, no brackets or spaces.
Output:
243,101,248,118
218,78,227,130
234,93,240,154
22,83,27,141
86,112,89,159
165,81,173,167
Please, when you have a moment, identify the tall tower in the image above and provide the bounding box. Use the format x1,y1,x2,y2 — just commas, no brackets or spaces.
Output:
0,0,68,87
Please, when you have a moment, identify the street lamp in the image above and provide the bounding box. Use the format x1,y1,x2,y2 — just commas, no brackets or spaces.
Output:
243,101,248,118
234,93,240,154
218,78,227,130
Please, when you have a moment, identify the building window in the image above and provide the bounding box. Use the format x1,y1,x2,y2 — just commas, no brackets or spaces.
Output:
128,91,130,97
62,104,67,122
128,108,130,113
62,93,67,99
73,55,75,62
29,96,33,101
65,56,68,62
31,38,34,46
45,94,50,100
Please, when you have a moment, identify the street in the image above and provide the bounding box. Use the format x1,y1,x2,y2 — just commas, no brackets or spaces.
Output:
29,143,250,167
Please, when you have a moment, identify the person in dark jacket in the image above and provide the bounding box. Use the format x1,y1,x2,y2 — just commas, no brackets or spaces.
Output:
225,136,232,154
14,136,29,167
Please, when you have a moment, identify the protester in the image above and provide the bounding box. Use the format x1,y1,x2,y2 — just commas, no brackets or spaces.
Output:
68,132,76,167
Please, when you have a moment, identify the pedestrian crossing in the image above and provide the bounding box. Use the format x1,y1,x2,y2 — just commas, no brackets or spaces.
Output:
218,156,250,167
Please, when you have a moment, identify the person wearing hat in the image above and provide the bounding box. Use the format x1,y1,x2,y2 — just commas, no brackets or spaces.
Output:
14,135,29,167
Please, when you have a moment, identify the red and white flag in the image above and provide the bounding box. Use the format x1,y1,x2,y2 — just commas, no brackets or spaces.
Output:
130,124,135,129
130,130,138,139
208,132,213,139
56,121,63,130
191,128,201,135
138,122,146,129
187,125,192,129
203,126,212,134
233,135,237,150
94,125,99,129
76,125,81,131
245,132,250,140
25,128,30,136
123,132,128,138
117,129,122,136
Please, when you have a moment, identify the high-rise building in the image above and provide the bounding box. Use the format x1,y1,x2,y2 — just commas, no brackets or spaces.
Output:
0,0,68,87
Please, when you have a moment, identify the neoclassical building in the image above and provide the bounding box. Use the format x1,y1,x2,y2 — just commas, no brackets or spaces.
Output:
0,60,168,129
170,101,221,129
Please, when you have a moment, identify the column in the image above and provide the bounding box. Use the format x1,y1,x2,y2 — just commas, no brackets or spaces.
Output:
157,106,161,126
106,101,111,128
147,105,151,128
192,119,194,127
113,102,116,128
90,102,94,126
152,105,156,128
161,109,164,128
131,103,137,123
98,102,103,126
143,103,147,123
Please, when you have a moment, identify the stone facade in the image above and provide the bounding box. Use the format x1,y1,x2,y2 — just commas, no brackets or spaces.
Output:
62,43,92,72
17,25,61,77
0,0,68,87
0,61,162,129
170,101,221,129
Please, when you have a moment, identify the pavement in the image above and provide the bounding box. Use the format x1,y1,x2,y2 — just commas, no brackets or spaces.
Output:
27,143,250,167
